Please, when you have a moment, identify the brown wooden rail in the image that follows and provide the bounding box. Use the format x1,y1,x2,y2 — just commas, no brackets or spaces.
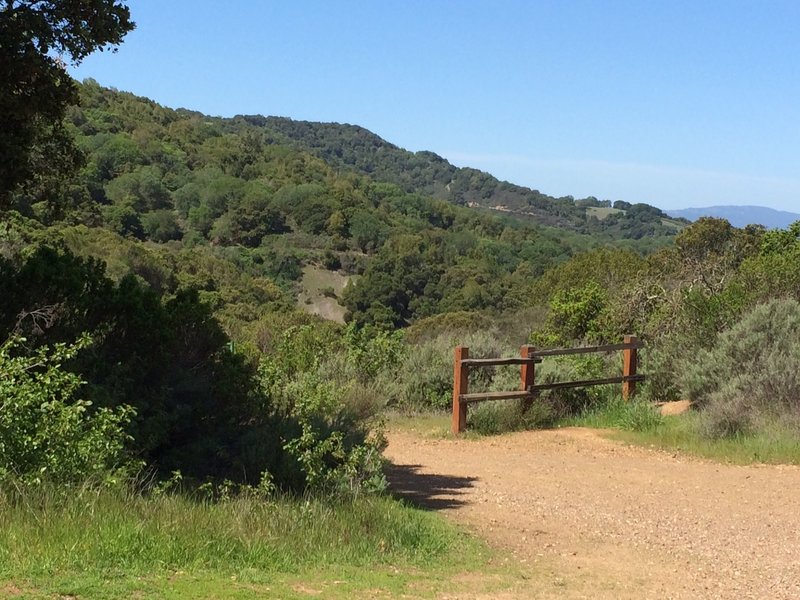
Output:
452,335,643,434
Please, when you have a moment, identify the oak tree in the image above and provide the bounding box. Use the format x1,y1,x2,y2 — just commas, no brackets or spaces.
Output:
0,0,134,207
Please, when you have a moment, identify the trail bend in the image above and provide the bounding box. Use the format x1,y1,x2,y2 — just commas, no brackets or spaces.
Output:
385,427,800,600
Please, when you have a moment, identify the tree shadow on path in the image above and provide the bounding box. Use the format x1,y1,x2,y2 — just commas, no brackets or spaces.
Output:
386,463,477,510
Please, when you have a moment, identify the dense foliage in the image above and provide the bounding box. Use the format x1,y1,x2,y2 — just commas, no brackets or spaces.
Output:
264,117,685,237
0,334,134,484
2,80,682,330
0,0,133,207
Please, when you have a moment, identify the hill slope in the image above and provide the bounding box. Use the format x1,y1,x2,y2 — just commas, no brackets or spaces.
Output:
7,81,682,330
251,116,679,239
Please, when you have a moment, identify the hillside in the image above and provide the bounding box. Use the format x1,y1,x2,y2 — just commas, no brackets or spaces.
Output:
5,81,681,331
256,116,680,239
666,205,800,229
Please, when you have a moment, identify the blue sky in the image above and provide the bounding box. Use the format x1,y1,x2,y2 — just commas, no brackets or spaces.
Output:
70,1,800,212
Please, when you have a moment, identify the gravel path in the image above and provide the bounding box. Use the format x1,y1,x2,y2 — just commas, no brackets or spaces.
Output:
385,427,800,599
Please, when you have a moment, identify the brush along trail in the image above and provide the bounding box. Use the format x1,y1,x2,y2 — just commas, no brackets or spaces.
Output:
385,426,800,599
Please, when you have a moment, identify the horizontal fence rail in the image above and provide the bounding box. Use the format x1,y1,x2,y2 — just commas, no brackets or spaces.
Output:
452,335,643,434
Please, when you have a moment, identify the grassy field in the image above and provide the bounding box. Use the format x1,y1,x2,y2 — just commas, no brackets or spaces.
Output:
0,483,524,599
607,414,800,465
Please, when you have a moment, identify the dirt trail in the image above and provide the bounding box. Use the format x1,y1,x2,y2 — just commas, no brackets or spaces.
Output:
385,427,800,599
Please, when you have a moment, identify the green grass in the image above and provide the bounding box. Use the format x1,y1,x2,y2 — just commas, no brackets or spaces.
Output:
383,410,452,438
569,396,664,433
5,565,520,600
0,484,503,599
608,412,800,465
571,397,800,465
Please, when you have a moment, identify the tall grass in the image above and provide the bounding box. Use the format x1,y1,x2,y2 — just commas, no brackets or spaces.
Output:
0,484,461,579
571,395,664,432
611,412,800,465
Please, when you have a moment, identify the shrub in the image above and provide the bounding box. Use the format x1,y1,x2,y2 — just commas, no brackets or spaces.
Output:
321,250,341,271
280,372,386,495
534,354,612,419
0,335,136,485
385,331,507,411
468,399,554,435
403,311,495,344
258,325,388,495
343,323,406,382
680,299,800,438
638,343,683,403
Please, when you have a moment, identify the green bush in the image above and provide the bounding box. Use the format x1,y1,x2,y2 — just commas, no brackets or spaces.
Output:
385,331,506,411
258,325,388,495
0,335,136,485
279,372,386,495
681,299,800,438
534,354,614,419
468,399,554,435
637,343,683,403
321,249,341,270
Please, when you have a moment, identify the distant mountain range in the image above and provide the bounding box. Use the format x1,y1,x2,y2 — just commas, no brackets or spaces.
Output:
665,205,800,229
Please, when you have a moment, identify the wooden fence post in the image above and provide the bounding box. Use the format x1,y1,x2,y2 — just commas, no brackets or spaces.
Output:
520,345,535,409
622,335,638,401
452,346,469,434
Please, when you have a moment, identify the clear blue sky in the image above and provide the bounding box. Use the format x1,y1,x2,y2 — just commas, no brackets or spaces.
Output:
70,1,800,212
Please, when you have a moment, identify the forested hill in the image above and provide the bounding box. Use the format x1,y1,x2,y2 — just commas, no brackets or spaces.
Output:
6,80,683,331
248,115,681,237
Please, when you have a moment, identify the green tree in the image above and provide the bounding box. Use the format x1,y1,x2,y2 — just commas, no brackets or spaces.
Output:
142,209,182,242
0,0,134,207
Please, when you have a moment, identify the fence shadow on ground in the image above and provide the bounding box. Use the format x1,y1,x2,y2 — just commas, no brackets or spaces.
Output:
385,463,477,510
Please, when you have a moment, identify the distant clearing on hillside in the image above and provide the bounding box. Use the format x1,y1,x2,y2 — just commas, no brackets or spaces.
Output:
297,265,351,323
660,217,684,230
587,207,623,220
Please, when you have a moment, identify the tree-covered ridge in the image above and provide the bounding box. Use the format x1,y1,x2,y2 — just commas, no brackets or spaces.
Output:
259,115,682,237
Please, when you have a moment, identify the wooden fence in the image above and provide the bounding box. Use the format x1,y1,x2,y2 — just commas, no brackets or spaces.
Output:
451,335,644,434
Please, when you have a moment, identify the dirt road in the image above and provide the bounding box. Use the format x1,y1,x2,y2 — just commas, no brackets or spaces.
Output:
385,427,800,599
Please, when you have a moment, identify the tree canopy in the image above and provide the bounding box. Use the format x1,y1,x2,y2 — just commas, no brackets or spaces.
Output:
0,0,134,207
